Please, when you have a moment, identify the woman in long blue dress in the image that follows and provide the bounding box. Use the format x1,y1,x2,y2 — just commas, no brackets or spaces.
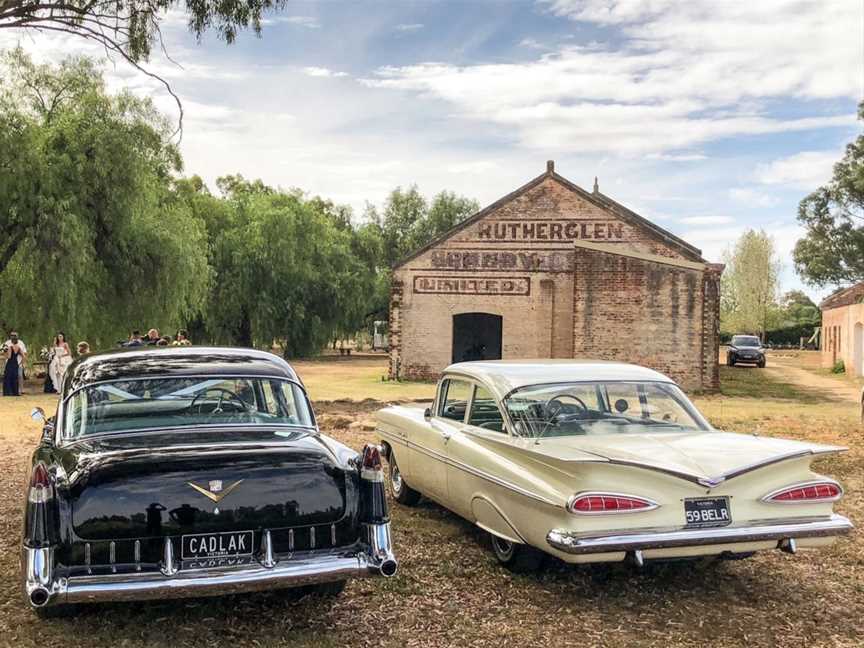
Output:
3,334,23,396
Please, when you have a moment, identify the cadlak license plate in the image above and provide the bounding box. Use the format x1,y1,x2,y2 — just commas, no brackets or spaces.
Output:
181,530,254,559
684,497,731,528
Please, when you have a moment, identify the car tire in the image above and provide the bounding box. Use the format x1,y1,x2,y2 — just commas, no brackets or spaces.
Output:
757,359,766,368
489,534,544,572
388,452,421,506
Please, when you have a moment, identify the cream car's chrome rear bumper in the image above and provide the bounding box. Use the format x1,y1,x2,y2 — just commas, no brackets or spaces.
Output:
547,514,853,555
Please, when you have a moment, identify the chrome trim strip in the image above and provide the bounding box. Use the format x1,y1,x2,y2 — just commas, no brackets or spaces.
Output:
379,429,560,507
546,514,853,554
330,524,337,546
288,529,294,552
22,522,398,608
310,527,316,550
85,543,91,574
109,542,116,572
566,491,660,515
760,479,844,504
134,540,141,571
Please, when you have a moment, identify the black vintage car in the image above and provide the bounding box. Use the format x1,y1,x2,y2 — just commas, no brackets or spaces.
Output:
726,335,766,368
22,347,396,615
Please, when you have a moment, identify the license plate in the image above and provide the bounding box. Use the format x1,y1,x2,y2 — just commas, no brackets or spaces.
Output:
181,530,254,559
684,497,731,528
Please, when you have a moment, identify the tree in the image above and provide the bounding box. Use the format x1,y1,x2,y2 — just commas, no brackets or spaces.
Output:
720,230,781,338
778,290,820,328
793,102,864,287
0,49,210,348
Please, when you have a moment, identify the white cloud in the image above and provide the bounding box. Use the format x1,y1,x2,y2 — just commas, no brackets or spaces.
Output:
728,187,780,208
644,152,706,162
755,150,840,189
446,160,501,174
395,23,424,32
519,38,550,50
677,215,734,226
303,66,349,78
361,1,860,155
261,15,320,28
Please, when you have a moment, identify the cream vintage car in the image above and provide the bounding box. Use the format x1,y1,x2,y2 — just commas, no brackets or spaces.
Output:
377,360,853,570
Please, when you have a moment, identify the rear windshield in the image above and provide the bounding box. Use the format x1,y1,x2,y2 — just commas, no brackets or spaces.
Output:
63,376,314,438
503,381,710,439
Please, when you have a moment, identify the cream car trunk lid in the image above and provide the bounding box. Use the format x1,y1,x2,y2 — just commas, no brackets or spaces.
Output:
508,431,844,486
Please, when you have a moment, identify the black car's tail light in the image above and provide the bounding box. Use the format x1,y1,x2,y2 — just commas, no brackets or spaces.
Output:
358,445,388,524
24,463,56,547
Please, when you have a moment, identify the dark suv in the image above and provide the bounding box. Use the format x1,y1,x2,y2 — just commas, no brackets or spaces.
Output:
727,335,766,368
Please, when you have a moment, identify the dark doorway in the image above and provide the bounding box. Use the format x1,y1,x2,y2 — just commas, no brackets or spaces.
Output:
452,313,503,363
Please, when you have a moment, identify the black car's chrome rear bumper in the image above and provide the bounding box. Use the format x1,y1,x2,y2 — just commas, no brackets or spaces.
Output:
547,514,853,555
23,522,396,608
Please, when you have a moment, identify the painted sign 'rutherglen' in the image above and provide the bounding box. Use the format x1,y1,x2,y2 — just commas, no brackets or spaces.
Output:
477,220,625,241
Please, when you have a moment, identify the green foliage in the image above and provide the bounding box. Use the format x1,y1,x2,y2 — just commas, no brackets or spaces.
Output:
0,49,210,349
794,102,864,286
720,229,782,337
831,359,846,374
0,0,290,63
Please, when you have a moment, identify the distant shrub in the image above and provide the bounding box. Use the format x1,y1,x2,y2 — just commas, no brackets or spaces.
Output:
831,360,846,374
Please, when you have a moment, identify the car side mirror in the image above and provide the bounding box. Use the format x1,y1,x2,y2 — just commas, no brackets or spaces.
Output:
424,407,432,420
31,407,46,423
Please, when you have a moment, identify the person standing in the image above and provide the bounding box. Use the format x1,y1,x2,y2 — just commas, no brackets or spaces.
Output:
3,332,25,396
172,329,192,346
77,341,90,356
48,332,73,394
124,330,144,347
146,328,160,345
5,332,27,392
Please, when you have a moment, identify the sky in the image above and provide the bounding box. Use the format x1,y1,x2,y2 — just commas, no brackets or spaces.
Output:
2,0,862,300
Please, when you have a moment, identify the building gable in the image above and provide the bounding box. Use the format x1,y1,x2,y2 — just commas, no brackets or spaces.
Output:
394,162,704,271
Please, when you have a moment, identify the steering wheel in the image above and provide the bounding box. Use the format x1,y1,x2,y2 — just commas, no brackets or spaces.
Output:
545,393,589,422
189,387,250,415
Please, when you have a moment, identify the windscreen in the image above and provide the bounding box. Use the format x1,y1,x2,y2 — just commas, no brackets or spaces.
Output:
503,381,710,439
63,376,314,438
731,336,761,347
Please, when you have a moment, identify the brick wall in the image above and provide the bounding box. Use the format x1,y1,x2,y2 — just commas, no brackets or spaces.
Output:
821,304,864,377
388,171,721,391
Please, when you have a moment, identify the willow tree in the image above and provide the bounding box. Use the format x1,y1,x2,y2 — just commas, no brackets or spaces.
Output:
0,49,210,349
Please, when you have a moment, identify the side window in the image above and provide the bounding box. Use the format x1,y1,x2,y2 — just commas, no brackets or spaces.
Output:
467,385,505,433
438,379,472,422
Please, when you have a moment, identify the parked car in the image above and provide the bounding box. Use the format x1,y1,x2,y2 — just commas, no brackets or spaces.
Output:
22,347,396,616
377,360,852,570
727,335,766,367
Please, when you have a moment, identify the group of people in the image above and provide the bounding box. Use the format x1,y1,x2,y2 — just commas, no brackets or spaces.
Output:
1,326,193,397
122,328,192,347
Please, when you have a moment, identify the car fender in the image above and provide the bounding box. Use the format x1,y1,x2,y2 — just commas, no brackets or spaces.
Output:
470,495,526,544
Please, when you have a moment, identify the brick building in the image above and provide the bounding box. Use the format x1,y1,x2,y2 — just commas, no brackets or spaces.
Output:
820,282,864,376
388,162,723,391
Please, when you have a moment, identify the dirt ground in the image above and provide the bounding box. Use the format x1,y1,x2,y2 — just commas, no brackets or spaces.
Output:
0,358,861,648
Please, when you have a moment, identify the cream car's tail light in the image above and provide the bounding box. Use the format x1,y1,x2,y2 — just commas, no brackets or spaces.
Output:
567,492,658,514
763,481,843,503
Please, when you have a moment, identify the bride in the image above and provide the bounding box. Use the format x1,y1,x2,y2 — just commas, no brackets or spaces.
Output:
48,332,73,393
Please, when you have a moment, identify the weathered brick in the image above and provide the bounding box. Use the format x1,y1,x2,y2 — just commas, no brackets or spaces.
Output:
388,166,722,391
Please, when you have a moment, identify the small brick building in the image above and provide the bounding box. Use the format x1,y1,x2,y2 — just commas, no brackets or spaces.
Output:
388,162,723,391
820,282,864,377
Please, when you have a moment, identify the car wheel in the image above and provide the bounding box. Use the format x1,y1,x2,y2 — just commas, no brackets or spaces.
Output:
757,359,766,368
388,452,421,506
489,533,544,572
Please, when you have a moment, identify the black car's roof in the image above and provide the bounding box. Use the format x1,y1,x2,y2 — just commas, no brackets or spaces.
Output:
64,346,300,394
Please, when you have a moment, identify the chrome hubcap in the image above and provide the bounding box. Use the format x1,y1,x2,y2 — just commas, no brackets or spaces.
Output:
390,463,402,494
492,536,513,560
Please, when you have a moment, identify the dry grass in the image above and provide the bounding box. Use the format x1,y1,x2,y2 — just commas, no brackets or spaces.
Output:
0,360,861,648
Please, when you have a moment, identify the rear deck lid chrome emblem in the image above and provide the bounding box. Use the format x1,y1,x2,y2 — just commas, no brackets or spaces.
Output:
187,479,244,503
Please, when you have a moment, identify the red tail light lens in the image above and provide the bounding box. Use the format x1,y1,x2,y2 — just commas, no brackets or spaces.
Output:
28,464,53,504
567,492,657,514
360,444,383,480
765,482,842,503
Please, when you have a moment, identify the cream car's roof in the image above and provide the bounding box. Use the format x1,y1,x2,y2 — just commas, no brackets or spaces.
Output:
443,359,675,397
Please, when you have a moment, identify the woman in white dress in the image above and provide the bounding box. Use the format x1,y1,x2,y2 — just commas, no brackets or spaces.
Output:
48,332,73,393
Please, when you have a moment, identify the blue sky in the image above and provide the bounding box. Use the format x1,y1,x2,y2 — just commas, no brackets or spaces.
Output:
3,0,862,299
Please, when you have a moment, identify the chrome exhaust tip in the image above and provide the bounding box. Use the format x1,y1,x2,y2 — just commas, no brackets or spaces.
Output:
29,588,50,608
379,558,398,577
